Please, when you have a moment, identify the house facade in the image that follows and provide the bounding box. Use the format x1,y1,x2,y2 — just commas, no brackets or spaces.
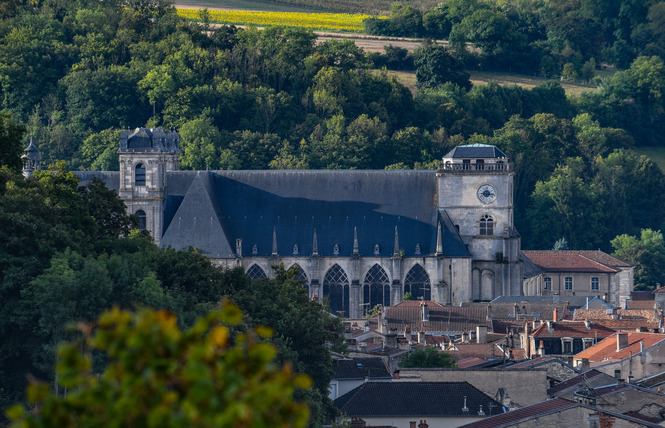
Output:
74,128,525,317
522,251,633,308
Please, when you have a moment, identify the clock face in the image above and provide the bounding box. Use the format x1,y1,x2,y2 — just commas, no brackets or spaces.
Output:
477,184,497,203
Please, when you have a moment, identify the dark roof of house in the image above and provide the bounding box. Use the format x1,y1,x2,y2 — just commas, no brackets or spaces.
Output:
384,302,489,333
522,251,620,273
531,321,615,339
332,357,392,380
464,301,569,322
546,369,610,396
159,170,471,258
444,144,508,159
626,300,655,310
333,381,504,418
118,127,180,152
631,291,655,301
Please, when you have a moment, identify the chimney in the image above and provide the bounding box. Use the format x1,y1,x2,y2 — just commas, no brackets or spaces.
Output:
476,326,488,344
487,303,492,321
410,422,417,428
418,331,425,345
640,341,645,354
421,302,429,322
418,420,428,428
584,319,591,329
524,322,531,357
553,307,559,322
514,303,519,319
462,331,469,343
580,358,590,372
546,320,552,330
539,340,545,356
617,332,629,351
350,417,367,428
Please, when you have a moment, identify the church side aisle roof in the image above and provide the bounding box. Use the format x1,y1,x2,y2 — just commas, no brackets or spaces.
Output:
163,170,468,258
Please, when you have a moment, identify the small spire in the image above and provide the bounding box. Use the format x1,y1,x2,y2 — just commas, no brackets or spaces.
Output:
353,227,359,255
436,222,443,256
312,228,318,256
393,226,400,257
272,226,278,256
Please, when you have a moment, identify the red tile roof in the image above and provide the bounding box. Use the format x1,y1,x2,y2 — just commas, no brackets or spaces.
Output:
457,398,576,428
530,321,615,339
591,319,660,331
574,332,665,363
457,357,490,368
626,300,656,310
522,251,621,273
574,309,658,321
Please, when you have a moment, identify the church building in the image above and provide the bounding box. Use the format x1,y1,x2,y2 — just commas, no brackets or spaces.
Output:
72,128,524,317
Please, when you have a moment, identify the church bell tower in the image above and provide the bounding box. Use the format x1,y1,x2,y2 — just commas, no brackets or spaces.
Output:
118,128,180,245
437,144,522,300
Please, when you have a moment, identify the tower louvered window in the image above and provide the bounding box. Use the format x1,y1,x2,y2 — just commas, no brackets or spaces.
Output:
136,210,146,231
135,163,146,186
479,214,494,235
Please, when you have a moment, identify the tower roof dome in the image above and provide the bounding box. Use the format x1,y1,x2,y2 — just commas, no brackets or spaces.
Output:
22,138,42,161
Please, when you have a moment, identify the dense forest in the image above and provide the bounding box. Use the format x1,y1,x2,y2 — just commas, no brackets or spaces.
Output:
365,0,665,77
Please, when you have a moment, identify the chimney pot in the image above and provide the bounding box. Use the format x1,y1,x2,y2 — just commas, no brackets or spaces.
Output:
553,307,559,322
617,332,629,351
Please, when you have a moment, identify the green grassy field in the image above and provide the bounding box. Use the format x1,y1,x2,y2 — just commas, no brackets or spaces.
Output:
635,147,665,173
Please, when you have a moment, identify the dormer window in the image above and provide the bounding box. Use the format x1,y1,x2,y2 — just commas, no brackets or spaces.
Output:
135,163,146,186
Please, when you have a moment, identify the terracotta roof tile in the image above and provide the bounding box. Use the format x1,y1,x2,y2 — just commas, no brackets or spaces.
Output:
574,332,665,363
522,251,620,273
457,357,491,368
384,304,489,334
573,309,658,321
626,300,656,310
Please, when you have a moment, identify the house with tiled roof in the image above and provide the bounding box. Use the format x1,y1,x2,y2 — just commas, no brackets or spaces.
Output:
524,320,615,359
522,250,633,308
457,397,662,428
573,332,665,381
333,381,506,428
568,381,665,422
377,301,490,336
573,308,661,332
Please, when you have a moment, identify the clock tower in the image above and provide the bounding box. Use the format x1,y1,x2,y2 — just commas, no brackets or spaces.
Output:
437,144,522,301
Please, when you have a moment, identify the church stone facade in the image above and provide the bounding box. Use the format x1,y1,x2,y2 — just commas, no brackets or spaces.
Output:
76,128,524,318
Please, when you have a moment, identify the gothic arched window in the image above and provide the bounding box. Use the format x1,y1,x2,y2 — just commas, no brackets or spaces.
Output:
288,264,308,290
404,264,431,301
136,210,146,231
479,214,494,236
246,264,267,280
362,264,391,315
135,163,146,186
323,264,350,318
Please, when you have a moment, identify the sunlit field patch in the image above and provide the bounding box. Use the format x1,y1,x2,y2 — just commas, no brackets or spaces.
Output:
177,8,383,32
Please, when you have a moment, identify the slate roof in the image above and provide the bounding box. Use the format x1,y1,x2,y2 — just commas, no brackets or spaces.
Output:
443,144,508,159
23,140,41,160
384,301,489,334
75,171,120,192
574,332,665,364
457,398,663,428
546,369,611,396
522,251,620,273
530,321,615,339
457,398,577,428
490,295,590,309
333,381,505,418
332,357,392,380
465,301,569,321
161,170,471,259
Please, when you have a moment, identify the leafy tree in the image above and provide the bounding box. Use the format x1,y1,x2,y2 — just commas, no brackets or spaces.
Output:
7,304,312,428
178,117,221,170
399,347,456,368
612,229,665,290
73,128,121,171
0,111,25,172
78,176,137,240
414,43,471,91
